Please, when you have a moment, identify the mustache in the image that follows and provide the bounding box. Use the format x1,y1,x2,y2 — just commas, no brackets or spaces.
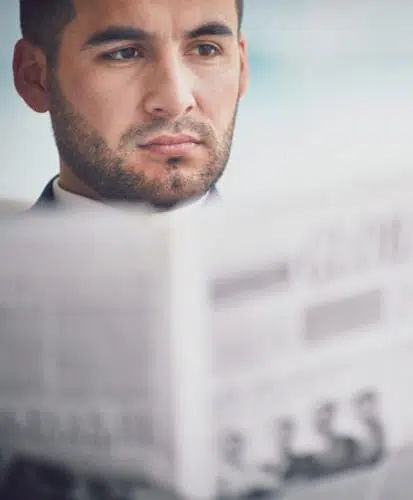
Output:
120,117,215,148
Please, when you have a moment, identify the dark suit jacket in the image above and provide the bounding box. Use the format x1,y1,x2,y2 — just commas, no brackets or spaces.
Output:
31,175,59,209
32,175,219,209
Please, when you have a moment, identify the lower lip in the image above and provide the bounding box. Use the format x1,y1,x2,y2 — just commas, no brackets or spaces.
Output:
139,142,199,156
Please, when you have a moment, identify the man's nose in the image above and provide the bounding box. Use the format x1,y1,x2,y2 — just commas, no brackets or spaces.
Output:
142,55,196,119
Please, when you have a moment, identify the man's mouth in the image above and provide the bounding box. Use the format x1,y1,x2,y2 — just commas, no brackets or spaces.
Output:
138,134,201,156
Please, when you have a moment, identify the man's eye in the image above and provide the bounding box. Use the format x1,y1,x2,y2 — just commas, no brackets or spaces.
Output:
193,43,221,57
102,47,142,61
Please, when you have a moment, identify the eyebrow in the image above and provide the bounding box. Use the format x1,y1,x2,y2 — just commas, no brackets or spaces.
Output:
186,22,234,39
83,26,153,48
83,22,234,49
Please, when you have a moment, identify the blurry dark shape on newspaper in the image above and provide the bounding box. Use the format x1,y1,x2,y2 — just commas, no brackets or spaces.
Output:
306,290,382,343
212,263,290,304
215,389,388,497
0,454,159,500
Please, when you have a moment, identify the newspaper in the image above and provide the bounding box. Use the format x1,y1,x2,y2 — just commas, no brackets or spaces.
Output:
1,178,413,499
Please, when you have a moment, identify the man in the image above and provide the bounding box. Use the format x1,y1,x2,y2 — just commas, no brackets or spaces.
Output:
218,430,281,498
353,390,385,466
4,2,248,498
260,417,318,486
312,401,359,478
13,0,248,211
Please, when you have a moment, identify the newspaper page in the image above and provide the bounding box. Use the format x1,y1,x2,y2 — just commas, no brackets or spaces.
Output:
3,177,413,500
199,186,413,500
0,209,181,500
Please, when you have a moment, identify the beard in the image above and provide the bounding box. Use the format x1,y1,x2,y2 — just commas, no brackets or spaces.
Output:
46,72,239,208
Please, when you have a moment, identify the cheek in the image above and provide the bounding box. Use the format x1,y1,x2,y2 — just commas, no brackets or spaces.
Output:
196,70,240,133
59,69,139,148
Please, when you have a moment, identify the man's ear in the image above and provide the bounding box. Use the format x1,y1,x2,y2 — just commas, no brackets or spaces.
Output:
238,36,248,99
13,38,49,113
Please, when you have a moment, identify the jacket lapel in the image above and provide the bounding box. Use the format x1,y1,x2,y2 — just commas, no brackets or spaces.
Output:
31,175,59,209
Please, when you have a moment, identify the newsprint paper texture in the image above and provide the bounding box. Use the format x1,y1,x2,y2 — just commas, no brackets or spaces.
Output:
2,178,413,498
203,185,413,500
0,211,185,500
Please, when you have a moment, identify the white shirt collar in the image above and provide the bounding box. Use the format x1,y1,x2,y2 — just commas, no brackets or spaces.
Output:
52,177,212,214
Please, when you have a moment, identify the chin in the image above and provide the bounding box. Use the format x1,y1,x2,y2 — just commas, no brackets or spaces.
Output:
149,183,209,208
122,161,219,205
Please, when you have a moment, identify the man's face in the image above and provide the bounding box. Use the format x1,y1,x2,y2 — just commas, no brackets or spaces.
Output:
356,397,377,420
46,0,247,206
315,406,334,434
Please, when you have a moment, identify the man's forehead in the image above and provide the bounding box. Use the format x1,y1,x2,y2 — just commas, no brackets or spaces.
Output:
72,0,238,35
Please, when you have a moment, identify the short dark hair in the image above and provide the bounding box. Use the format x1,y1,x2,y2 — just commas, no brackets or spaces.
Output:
20,0,244,66
19,0,76,66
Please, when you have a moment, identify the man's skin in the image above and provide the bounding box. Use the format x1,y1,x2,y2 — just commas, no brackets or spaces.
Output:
13,0,248,209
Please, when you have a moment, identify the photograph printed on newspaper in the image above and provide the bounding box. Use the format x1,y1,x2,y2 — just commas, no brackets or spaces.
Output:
213,334,413,500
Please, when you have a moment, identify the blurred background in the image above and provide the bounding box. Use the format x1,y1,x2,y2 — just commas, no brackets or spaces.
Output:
0,0,412,212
